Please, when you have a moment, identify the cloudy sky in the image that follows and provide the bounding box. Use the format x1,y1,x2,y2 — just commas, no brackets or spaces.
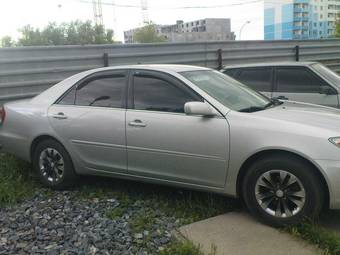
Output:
0,0,264,42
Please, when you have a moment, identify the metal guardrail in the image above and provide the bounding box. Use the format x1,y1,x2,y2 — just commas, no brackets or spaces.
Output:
0,39,340,104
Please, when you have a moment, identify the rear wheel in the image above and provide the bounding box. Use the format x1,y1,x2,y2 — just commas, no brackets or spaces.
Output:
242,155,324,226
33,139,77,189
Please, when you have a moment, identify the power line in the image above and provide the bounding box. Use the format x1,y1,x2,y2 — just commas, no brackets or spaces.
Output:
76,0,263,9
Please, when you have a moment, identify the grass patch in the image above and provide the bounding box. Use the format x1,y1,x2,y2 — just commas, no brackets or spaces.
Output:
288,222,340,255
160,240,217,255
106,207,126,220
130,209,157,233
0,153,37,207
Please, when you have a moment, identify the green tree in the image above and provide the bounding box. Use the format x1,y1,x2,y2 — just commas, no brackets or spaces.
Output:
17,25,46,46
335,13,340,38
133,23,166,43
1,36,14,47
4,20,115,47
41,22,67,45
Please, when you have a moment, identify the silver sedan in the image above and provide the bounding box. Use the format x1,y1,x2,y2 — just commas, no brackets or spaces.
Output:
1,64,340,226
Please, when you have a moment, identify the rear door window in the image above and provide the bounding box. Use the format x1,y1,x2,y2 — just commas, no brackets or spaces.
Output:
58,71,127,108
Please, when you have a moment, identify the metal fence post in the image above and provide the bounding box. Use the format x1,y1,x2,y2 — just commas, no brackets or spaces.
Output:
217,49,223,69
103,53,109,67
295,46,300,62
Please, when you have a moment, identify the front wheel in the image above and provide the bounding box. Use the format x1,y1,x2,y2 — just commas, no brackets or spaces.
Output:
33,139,77,189
242,155,324,226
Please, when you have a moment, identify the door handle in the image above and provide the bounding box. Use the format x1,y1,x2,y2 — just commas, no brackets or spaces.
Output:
128,119,146,127
51,112,68,120
275,96,289,100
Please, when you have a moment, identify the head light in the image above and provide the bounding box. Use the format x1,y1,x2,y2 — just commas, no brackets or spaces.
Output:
329,137,340,148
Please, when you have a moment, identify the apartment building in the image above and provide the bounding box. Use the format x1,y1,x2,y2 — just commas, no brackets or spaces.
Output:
264,0,340,40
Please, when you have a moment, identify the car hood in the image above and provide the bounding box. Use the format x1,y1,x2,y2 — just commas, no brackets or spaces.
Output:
249,101,340,133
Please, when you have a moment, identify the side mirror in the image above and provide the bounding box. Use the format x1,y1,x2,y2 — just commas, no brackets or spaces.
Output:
319,86,337,95
184,102,217,116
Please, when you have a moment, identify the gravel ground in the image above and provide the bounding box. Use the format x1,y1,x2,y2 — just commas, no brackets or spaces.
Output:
0,190,179,255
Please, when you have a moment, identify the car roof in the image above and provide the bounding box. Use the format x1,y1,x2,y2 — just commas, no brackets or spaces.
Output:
88,64,210,73
222,61,318,70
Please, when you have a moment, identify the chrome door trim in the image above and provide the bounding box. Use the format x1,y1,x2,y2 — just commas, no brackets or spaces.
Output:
71,140,126,150
126,145,226,161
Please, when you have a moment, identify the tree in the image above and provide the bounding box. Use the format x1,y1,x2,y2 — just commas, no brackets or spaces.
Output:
1,36,14,47
133,23,166,43
335,13,340,38
17,25,46,46
2,20,115,47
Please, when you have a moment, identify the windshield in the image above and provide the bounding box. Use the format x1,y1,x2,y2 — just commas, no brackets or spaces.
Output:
311,63,340,86
181,70,271,112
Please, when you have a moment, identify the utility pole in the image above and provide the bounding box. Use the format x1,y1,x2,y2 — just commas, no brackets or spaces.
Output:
112,0,117,36
92,0,103,26
141,0,149,24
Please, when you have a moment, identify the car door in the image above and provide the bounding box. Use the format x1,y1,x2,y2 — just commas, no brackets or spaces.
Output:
272,66,339,107
48,70,128,174
126,70,229,188
234,67,274,98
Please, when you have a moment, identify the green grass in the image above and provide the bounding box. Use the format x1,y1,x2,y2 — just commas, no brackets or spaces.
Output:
160,240,217,255
287,222,340,255
106,207,126,220
0,153,37,207
129,208,157,233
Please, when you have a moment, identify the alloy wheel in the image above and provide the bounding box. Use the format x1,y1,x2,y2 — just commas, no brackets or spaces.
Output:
255,170,306,218
39,148,65,183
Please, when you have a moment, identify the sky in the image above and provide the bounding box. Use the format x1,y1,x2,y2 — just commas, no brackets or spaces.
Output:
0,0,264,42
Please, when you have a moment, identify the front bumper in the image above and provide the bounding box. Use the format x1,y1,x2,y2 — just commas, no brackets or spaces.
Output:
315,159,340,209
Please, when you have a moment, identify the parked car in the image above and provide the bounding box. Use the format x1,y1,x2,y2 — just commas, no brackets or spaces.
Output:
2,64,340,226
221,62,340,108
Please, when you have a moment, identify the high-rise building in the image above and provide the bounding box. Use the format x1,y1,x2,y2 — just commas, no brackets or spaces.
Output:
264,0,340,40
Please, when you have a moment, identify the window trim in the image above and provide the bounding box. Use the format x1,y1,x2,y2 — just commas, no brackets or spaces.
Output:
127,69,203,113
235,67,274,93
55,69,129,109
273,66,334,93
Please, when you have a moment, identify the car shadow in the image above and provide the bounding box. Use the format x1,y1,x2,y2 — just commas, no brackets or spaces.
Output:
319,210,340,234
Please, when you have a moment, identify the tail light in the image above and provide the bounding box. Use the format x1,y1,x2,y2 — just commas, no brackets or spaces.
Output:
0,106,6,124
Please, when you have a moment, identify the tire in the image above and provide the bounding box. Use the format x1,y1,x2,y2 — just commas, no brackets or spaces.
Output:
33,139,77,189
242,154,324,227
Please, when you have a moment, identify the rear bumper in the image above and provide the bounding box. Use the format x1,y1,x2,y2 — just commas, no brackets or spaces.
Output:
0,132,30,161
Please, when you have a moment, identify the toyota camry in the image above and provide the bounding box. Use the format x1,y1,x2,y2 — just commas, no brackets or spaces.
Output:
1,64,340,226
